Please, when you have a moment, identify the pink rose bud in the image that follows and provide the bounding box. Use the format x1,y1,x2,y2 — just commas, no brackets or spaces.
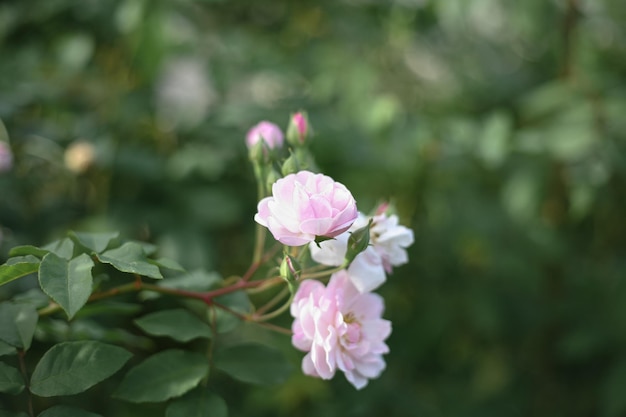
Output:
0,142,13,173
254,170,358,246
290,270,392,389
246,121,284,150
286,111,310,146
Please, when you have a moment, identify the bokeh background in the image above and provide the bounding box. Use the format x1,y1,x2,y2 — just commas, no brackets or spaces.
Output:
2,0,626,416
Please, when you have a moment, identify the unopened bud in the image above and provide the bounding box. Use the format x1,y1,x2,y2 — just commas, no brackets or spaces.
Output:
280,254,301,289
246,121,284,151
286,111,310,146
344,219,372,266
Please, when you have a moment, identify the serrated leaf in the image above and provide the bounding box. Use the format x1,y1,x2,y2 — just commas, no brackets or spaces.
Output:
0,362,24,395
39,253,94,319
30,341,132,397
113,349,209,403
37,405,102,417
42,238,75,260
214,344,292,385
96,242,162,279
9,245,49,258
0,261,40,287
134,309,212,342
0,302,38,350
69,231,119,254
166,388,227,417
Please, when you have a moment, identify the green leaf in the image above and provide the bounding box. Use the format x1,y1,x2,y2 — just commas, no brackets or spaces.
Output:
159,269,221,291
39,253,95,319
0,362,24,395
42,238,75,260
212,290,251,334
150,257,185,272
166,388,228,417
0,302,38,350
134,309,212,342
96,242,162,279
9,245,49,258
30,341,132,397
69,231,119,254
214,344,292,385
37,405,102,417
0,340,16,356
113,349,209,403
0,261,40,287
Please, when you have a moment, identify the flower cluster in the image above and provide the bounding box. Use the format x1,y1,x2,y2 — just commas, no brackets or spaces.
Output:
247,114,414,389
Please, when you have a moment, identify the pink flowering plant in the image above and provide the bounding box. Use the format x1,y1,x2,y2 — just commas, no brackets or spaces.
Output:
0,112,413,415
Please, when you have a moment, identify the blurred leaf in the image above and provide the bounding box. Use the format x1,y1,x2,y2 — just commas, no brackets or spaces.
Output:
0,261,40,287
38,405,102,417
134,309,212,342
0,340,16,357
0,411,29,417
8,245,49,258
0,361,24,395
30,341,132,397
0,302,38,350
159,269,221,291
477,111,511,168
42,238,75,260
150,257,185,272
113,349,209,403
69,231,119,254
214,343,293,385
518,81,578,121
96,242,162,279
602,357,626,417
212,290,251,333
38,253,94,320
166,388,228,417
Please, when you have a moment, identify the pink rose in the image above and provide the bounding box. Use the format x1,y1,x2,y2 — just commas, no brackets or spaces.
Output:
246,121,284,150
254,170,358,246
0,142,13,173
290,270,392,389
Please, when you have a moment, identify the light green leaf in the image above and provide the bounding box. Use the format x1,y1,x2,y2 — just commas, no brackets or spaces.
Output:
134,309,212,342
37,405,102,417
30,341,132,397
0,302,38,350
150,257,185,272
0,362,24,395
159,269,221,291
113,349,209,403
69,231,119,254
8,245,49,258
96,242,162,279
42,238,75,260
39,253,94,319
214,344,292,385
166,388,228,417
0,261,40,287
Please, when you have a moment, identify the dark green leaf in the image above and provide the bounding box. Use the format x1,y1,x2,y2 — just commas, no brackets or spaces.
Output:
0,302,38,350
8,245,49,258
0,340,16,356
69,231,119,254
38,253,94,319
113,349,209,403
212,290,251,333
159,270,221,291
0,261,40,287
0,362,24,395
96,242,162,279
134,309,212,342
166,388,228,417
13,288,51,309
150,257,185,272
0,410,29,417
37,405,102,417
214,344,292,385
30,341,132,397
42,238,75,260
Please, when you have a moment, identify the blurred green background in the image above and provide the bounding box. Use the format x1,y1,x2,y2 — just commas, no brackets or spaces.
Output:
2,0,626,416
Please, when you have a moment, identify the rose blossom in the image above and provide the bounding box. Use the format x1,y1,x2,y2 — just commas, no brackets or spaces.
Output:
0,142,13,173
254,170,358,246
310,211,414,292
290,270,391,389
246,121,284,150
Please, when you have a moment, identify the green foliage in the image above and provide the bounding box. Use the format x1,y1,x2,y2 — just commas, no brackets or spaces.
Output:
0,302,38,350
0,362,24,395
37,405,102,417
214,344,293,385
165,388,228,417
113,349,209,403
134,309,212,342
96,243,163,279
29,341,132,397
